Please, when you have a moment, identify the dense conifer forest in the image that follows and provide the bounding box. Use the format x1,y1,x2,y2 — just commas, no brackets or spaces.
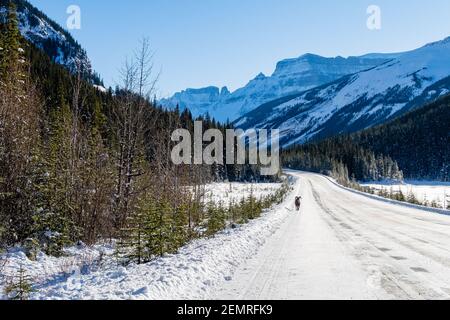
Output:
282,138,404,185
352,95,450,181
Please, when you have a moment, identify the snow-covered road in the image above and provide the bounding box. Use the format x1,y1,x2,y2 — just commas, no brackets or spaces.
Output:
214,171,450,300
3,171,450,300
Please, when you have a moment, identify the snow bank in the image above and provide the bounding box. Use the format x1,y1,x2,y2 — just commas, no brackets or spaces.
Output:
325,177,450,216
361,180,450,209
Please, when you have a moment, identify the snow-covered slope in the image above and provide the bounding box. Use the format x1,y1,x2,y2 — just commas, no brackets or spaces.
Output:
161,54,396,121
235,36,450,147
0,0,92,75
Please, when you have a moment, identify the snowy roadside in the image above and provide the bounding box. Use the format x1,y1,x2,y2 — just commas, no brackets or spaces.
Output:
0,177,296,300
323,176,450,216
360,180,450,209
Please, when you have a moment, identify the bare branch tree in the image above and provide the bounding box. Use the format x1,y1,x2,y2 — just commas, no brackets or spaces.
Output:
111,39,161,229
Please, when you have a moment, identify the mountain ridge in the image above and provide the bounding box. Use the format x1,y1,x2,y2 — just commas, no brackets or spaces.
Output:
235,36,450,147
0,0,93,78
161,52,398,121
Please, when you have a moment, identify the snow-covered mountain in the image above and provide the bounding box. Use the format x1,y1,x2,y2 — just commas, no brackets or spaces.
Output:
235,36,450,147
0,0,92,75
161,54,397,122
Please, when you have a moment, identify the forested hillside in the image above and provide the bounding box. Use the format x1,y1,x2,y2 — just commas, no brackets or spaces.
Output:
353,94,450,181
0,3,277,263
282,93,450,182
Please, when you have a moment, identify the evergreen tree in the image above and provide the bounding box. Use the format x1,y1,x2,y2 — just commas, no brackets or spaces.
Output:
206,201,226,237
116,200,150,265
169,202,189,251
406,191,420,205
117,195,181,264
0,2,41,246
34,88,77,255
1,2,23,86
4,265,34,300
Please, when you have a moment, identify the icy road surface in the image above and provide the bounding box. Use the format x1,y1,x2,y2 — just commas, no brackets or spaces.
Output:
214,171,450,300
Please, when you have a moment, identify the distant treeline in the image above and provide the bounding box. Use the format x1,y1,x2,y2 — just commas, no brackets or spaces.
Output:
282,137,403,186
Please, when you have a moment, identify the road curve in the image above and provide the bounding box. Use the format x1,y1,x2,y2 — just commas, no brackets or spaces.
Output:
215,171,450,300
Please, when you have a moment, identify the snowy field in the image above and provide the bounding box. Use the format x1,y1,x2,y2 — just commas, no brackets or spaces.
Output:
201,182,283,207
361,180,450,209
0,180,291,300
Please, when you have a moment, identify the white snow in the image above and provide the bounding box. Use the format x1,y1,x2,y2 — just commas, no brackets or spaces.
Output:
201,182,283,207
93,85,107,93
361,180,450,209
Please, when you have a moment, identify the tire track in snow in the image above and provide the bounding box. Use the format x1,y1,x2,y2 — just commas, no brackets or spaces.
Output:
309,178,449,299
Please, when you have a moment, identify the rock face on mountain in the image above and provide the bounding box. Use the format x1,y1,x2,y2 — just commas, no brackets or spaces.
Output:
234,37,450,147
0,0,92,75
164,86,230,117
161,53,395,121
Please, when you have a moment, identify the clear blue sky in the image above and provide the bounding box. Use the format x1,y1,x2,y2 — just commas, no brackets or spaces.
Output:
28,0,450,98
